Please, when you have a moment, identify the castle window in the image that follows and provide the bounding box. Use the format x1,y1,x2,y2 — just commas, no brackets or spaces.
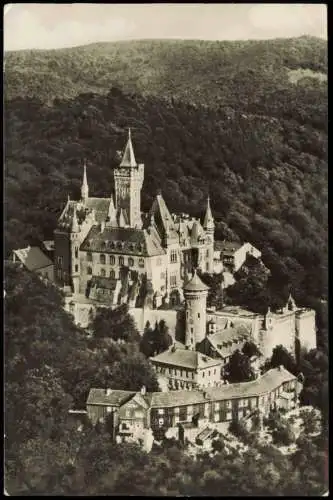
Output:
57,256,63,266
170,250,177,263
75,248,79,259
206,249,210,258
100,268,106,277
110,270,115,279
198,313,200,319
87,252,92,262
100,254,106,265
128,257,134,267
170,275,177,288
138,258,144,268
75,265,78,272
158,409,164,415
130,270,136,281
119,256,124,266
110,255,115,265
87,266,92,275
117,242,123,250
206,263,209,272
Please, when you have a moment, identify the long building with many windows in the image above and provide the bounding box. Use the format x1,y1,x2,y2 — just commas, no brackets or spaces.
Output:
86,366,302,440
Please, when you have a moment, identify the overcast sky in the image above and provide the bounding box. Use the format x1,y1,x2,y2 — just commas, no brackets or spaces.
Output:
4,3,327,52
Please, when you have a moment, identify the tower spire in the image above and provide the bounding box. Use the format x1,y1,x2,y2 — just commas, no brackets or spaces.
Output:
81,160,89,201
203,194,214,231
120,128,137,167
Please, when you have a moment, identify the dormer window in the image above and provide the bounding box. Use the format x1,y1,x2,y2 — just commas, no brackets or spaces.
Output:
117,242,123,250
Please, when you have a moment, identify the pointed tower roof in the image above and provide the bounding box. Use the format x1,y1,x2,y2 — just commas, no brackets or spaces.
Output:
81,160,89,200
120,128,137,167
191,220,205,243
71,205,80,233
183,269,209,292
203,195,214,230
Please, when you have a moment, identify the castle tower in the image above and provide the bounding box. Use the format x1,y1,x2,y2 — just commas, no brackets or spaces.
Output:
70,205,81,294
114,128,144,228
81,161,89,202
183,269,209,349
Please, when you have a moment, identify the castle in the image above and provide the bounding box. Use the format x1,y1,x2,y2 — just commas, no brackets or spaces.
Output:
54,129,215,308
56,129,317,368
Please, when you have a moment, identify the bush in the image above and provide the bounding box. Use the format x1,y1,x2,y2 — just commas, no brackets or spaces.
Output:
272,424,296,446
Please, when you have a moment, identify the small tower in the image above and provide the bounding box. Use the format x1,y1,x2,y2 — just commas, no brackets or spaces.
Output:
286,293,297,312
114,128,144,229
183,269,209,349
70,205,81,295
203,196,215,274
81,160,89,202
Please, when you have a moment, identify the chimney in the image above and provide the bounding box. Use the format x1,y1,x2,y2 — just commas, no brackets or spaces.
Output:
106,388,112,396
101,221,105,232
278,365,283,371
140,385,146,396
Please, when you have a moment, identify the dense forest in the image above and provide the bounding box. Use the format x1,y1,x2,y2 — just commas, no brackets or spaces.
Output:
4,263,328,495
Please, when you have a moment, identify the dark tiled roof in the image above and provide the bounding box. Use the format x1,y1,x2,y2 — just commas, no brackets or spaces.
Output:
149,390,208,408
120,132,137,167
13,246,53,271
183,270,209,292
80,226,165,257
84,198,112,222
206,325,251,359
149,193,178,240
214,240,242,253
87,389,135,406
150,347,222,370
90,276,118,290
206,367,296,401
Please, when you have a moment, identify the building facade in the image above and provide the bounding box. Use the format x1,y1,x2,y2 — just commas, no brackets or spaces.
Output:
86,366,302,438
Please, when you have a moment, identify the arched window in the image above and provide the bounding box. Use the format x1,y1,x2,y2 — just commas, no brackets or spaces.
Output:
119,256,124,266
75,247,79,259
87,266,92,275
100,254,106,264
110,255,115,265
100,268,106,277
138,258,144,268
128,257,134,267
110,269,115,279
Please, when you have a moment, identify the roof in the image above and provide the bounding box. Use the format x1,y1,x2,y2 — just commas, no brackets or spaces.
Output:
13,246,53,272
183,270,209,292
214,240,242,253
203,197,214,229
205,325,251,358
206,367,296,401
84,198,112,223
149,390,208,408
80,226,165,257
149,193,178,240
213,305,259,318
120,129,137,167
150,347,222,370
43,240,54,251
87,389,135,406
90,276,118,290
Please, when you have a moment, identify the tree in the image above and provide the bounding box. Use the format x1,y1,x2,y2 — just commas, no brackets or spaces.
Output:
225,350,255,383
90,304,140,343
270,345,297,375
272,424,295,446
242,341,261,358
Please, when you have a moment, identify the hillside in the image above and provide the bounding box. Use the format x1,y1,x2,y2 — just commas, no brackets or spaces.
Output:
4,37,327,309
4,37,327,108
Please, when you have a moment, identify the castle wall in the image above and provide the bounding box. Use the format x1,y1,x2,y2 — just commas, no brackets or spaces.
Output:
296,310,317,351
145,254,168,294
129,307,179,337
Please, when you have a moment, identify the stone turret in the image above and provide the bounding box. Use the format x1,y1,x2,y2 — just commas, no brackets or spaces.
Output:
183,269,209,349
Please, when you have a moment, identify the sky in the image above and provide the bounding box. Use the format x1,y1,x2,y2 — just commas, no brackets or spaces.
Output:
4,3,327,52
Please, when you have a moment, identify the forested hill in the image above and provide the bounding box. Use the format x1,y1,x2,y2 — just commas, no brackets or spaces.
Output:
5,37,327,308
4,36,327,107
